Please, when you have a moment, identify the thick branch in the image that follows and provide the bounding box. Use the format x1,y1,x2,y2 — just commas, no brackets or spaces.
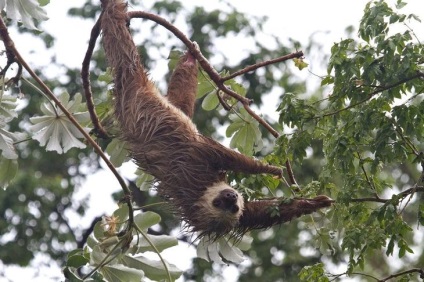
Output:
81,10,109,138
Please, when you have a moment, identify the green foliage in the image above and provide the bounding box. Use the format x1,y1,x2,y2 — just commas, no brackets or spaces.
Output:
276,0,424,280
226,108,263,155
299,263,329,282
0,158,17,188
64,207,182,281
0,92,26,162
105,138,129,167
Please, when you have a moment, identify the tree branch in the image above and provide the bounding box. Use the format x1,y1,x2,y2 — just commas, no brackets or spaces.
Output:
332,268,424,282
319,72,424,118
349,186,424,203
377,268,424,282
221,51,304,82
81,10,109,138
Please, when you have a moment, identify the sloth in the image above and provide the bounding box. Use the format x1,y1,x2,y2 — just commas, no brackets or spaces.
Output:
100,0,332,239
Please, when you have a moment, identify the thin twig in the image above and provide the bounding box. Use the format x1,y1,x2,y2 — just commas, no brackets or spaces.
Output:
284,160,298,187
242,103,279,138
0,49,23,87
349,197,389,203
332,268,424,282
357,152,379,198
349,186,424,203
318,72,424,118
81,10,109,138
133,224,173,282
377,268,424,282
394,124,419,156
221,51,304,82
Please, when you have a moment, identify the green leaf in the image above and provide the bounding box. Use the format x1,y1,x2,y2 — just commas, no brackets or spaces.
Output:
226,108,262,155
133,234,178,253
98,68,114,84
321,75,334,86
197,70,215,99
224,78,246,97
293,58,309,70
90,245,107,266
0,158,18,189
29,92,90,154
86,236,98,249
398,238,413,258
63,267,84,282
120,255,181,281
299,263,329,282
0,94,18,120
113,205,129,223
101,264,144,282
0,0,49,30
105,138,129,167
0,117,26,159
167,49,185,71
67,254,89,268
98,236,120,249
386,235,395,256
134,169,154,191
133,211,161,231
93,221,105,241
201,90,219,111
395,1,407,9
38,0,49,6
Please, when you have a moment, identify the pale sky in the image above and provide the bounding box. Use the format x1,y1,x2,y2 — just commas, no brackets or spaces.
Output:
2,0,424,281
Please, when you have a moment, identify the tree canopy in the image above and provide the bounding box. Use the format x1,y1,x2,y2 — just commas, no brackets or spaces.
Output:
0,0,423,281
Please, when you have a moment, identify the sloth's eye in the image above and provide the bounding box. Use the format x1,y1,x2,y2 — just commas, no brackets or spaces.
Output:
212,198,222,208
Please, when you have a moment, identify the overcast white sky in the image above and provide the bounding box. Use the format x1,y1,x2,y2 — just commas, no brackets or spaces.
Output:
2,0,424,281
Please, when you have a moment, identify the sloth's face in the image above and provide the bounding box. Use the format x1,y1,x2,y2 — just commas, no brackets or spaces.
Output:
212,188,241,214
192,182,245,236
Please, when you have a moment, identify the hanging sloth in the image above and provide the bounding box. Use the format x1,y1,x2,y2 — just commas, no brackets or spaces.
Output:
100,0,332,239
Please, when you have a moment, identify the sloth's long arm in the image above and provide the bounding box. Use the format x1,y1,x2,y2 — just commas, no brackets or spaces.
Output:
196,137,283,177
237,196,333,232
166,52,198,119
166,53,282,177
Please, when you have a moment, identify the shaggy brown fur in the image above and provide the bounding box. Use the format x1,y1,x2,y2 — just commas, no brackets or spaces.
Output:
100,0,332,239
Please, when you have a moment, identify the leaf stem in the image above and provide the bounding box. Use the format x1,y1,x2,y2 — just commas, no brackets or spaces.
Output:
21,77,59,116
133,224,173,282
